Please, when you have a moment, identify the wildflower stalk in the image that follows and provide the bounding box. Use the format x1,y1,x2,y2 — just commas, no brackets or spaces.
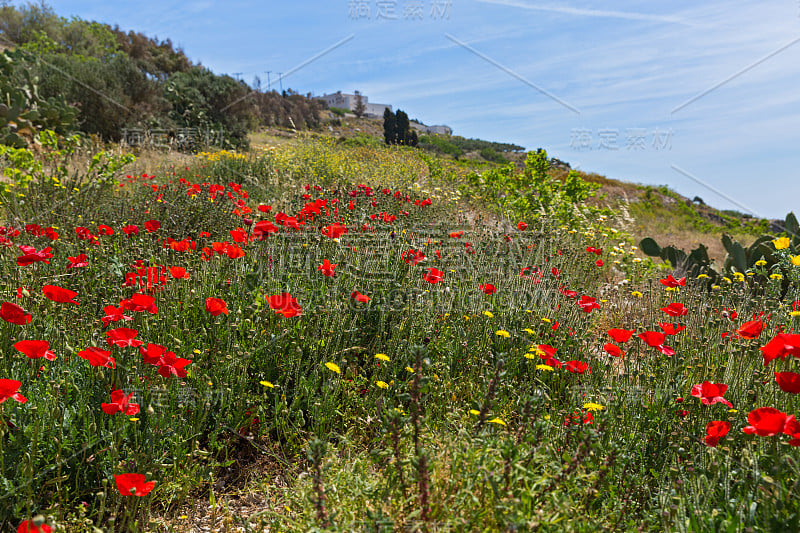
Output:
409,344,430,529
307,438,330,528
476,357,504,431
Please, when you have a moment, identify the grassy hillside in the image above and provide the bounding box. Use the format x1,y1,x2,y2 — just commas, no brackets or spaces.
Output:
2,132,800,532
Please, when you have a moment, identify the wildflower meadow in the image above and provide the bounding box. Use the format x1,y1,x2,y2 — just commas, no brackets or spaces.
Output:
1,135,799,532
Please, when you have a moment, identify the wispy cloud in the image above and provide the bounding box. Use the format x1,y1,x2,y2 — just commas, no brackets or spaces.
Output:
476,0,697,26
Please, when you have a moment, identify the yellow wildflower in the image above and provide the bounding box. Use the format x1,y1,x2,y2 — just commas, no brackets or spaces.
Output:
773,237,791,250
324,362,341,374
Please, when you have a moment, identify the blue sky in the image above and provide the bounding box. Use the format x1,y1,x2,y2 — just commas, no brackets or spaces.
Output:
43,0,800,219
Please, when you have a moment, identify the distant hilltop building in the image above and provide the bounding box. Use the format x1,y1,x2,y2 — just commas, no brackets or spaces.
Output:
316,91,392,117
410,121,452,136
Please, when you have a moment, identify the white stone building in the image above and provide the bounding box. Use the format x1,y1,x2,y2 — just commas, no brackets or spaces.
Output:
410,121,452,136
317,91,392,117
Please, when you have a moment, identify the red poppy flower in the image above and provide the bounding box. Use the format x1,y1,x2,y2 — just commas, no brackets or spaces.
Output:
423,268,444,284
586,246,602,255
101,390,140,415
660,275,687,288
98,224,114,236
603,343,624,358
743,407,788,437
479,283,497,295
144,220,161,233
317,259,337,277
564,360,591,374
607,328,635,343
77,347,116,369
759,333,800,366
595,259,603,267
551,268,561,278
401,249,425,266
17,520,53,533
638,331,666,347
67,253,89,269
704,420,730,447
637,331,675,356
105,328,142,348
540,356,562,368
517,222,527,231
322,222,347,239
738,320,766,340
205,297,229,316
659,322,684,335
449,231,463,238
1,302,32,325
253,220,279,239
267,293,303,317
561,287,577,299
42,285,79,305
14,340,56,361
16,246,53,266
225,245,245,259
690,381,733,408
230,228,247,243
536,344,557,358
121,293,158,314
122,225,139,236
723,308,738,321
659,345,676,356
257,204,271,213
661,302,689,317
351,291,370,303
140,343,169,365
156,351,193,378
115,473,155,496
169,266,189,279
783,416,800,446
101,305,133,326
576,295,601,313
24,224,44,236
775,372,800,394
0,379,27,404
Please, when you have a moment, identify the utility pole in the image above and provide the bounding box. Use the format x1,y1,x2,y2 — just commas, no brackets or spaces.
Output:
264,71,271,92
233,72,243,81
278,73,283,93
